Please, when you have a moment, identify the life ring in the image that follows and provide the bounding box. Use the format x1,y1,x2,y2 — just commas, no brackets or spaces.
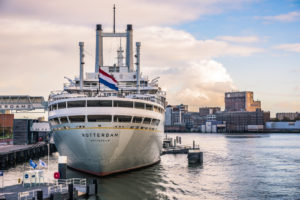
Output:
54,172,60,179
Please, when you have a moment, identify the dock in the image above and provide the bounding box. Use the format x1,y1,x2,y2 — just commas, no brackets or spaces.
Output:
0,142,56,170
0,178,90,200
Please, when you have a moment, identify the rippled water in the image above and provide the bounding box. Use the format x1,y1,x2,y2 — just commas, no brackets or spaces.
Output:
3,133,300,199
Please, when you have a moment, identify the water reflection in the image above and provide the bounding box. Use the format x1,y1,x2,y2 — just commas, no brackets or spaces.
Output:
2,134,300,199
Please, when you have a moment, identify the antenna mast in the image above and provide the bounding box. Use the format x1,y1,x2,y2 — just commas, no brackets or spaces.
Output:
113,4,116,34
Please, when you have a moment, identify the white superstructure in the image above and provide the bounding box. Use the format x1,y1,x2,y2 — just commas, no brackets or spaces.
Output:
48,20,166,176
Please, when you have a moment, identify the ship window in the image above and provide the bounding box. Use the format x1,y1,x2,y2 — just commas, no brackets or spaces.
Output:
88,115,112,122
143,118,152,124
154,106,159,112
151,119,160,126
59,117,69,124
67,101,86,108
50,118,59,126
69,115,85,123
134,102,145,109
132,117,143,124
114,115,132,123
58,102,66,109
52,104,57,111
146,104,153,111
87,100,112,107
113,101,133,108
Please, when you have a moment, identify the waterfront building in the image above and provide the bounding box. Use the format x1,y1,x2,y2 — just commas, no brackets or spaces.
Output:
276,112,300,121
0,113,14,138
164,104,188,126
165,106,173,126
265,121,300,132
216,110,270,132
199,107,220,117
225,91,261,112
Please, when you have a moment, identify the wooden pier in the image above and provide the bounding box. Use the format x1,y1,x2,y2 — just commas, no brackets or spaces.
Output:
0,142,56,170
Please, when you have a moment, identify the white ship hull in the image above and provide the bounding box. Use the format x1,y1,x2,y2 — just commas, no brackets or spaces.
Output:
54,122,164,176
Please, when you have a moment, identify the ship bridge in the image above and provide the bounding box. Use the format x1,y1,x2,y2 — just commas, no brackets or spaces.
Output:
0,95,48,112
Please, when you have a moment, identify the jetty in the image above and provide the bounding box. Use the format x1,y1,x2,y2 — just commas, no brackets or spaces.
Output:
0,142,56,170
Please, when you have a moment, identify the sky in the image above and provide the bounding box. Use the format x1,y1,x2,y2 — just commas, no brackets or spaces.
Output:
0,0,299,117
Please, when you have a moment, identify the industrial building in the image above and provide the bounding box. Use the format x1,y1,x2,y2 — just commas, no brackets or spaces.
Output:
265,121,300,132
276,112,300,121
225,91,261,112
216,110,270,132
199,107,221,117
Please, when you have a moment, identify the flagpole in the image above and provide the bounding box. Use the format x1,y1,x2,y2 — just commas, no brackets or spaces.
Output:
47,142,49,174
98,65,101,95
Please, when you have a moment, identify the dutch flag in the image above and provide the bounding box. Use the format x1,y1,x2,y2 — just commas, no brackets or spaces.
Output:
99,68,118,91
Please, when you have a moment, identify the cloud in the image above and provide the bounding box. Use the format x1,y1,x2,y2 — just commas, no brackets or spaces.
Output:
156,60,235,111
0,17,266,111
256,11,300,22
274,43,300,53
216,36,259,43
0,0,255,27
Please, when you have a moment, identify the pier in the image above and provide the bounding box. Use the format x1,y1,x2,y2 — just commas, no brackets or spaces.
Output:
0,142,56,170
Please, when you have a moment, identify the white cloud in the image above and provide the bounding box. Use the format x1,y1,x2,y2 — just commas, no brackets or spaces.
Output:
0,0,254,27
216,36,259,43
256,11,300,22
274,43,300,53
0,18,266,111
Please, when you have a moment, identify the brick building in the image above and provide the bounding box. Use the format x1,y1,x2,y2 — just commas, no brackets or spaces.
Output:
225,91,261,112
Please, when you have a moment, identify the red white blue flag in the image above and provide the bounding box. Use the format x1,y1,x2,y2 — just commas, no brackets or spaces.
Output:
99,68,118,91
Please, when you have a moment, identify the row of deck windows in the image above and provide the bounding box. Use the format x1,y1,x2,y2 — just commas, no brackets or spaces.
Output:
49,115,160,126
49,100,164,113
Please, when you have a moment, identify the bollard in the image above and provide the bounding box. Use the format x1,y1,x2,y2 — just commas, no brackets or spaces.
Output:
68,183,74,200
58,156,67,179
179,137,181,144
188,149,203,165
174,140,177,147
36,190,43,200
193,140,195,149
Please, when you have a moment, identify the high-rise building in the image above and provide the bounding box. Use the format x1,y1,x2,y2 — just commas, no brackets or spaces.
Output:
225,91,261,112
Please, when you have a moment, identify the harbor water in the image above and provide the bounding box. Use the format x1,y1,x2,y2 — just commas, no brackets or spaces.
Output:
2,133,300,199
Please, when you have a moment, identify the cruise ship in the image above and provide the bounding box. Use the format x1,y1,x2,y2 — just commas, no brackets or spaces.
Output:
48,18,166,176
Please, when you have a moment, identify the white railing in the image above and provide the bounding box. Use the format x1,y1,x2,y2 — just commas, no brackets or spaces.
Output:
18,189,41,200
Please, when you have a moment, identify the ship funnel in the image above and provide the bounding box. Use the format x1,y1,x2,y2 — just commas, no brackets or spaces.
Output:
136,42,141,94
95,24,103,73
79,42,85,91
126,24,133,72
